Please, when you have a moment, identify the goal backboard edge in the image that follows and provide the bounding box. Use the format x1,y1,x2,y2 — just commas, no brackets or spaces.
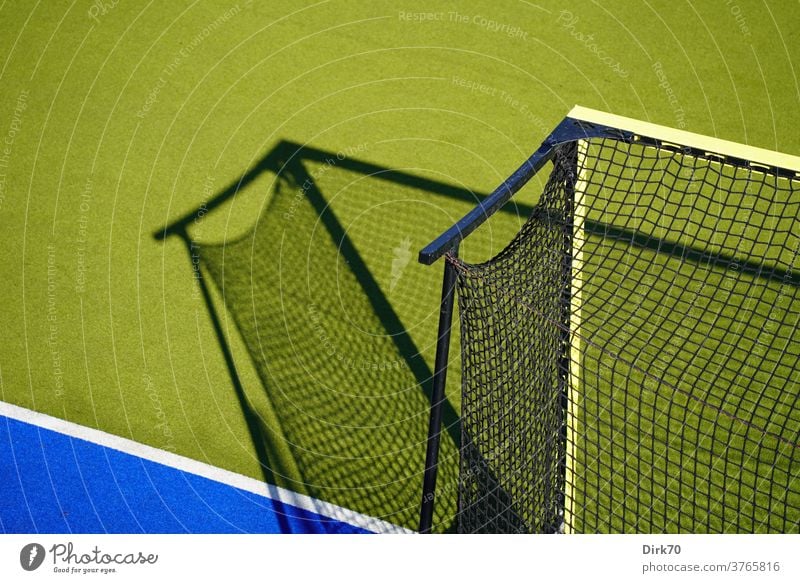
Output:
568,105,800,174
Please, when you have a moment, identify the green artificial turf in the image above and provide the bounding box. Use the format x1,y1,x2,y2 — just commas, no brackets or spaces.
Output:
1,0,798,532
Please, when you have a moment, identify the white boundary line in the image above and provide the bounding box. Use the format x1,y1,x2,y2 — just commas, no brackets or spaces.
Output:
0,400,411,534
568,105,800,173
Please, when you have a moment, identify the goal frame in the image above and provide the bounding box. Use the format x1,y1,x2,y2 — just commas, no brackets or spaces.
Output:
417,105,800,534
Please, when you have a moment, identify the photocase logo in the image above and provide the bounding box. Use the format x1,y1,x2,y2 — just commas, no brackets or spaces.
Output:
20,543,46,571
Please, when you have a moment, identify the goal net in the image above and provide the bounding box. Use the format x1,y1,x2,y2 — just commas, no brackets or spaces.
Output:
438,108,800,533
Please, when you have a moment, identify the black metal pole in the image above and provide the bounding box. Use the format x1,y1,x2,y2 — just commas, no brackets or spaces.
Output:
417,117,627,266
419,252,459,533
555,144,578,533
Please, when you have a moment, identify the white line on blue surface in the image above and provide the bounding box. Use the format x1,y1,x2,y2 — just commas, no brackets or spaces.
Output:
0,400,411,534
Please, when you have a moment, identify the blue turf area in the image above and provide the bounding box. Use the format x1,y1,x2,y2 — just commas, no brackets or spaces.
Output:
0,414,368,534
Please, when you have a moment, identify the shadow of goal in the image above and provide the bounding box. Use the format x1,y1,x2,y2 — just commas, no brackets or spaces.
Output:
156,140,532,532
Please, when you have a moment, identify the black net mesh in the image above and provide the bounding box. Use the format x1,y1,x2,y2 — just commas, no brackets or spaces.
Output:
454,138,800,533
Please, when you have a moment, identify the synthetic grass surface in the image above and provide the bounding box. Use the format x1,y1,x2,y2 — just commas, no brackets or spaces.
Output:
1,1,799,531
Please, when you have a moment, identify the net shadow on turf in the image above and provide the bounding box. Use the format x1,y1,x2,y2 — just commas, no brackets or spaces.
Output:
155,141,533,532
